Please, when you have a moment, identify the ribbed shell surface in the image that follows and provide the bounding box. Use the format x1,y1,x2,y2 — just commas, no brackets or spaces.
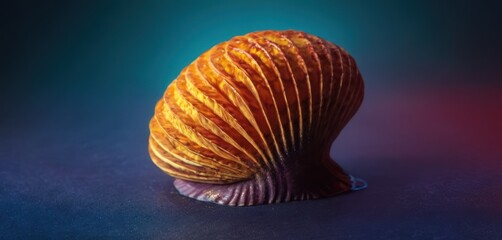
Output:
149,30,364,185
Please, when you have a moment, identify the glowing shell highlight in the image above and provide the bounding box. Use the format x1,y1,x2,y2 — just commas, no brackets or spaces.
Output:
149,30,366,206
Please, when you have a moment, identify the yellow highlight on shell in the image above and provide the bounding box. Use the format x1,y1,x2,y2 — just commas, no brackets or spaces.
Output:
149,30,366,206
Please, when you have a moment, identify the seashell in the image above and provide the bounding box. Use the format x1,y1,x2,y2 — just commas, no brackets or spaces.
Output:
149,30,366,206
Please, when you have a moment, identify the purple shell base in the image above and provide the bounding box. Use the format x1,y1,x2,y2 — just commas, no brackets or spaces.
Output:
173,158,367,206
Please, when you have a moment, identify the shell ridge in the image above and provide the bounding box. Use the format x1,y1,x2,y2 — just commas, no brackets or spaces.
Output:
222,43,283,171
283,31,314,142
149,138,228,182
244,36,292,155
305,35,334,138
326,49,355,144
228,184,241,206
300,34,324,140
187,64,270,170
206,47,277,170
258,173,268,204
336,57,358,132
318,39,336,137
336,59,364,137
258,36,300,151
152,102,250,177
247,181,254,205
238,183,248,206
226,45,286,158
151,119,205,169
342,78,363,133
279,32,312,147
208,47,274,168
264,33,305,150
265,172,276,204
321,45,349,144
251,35,297,153
163,88,242,163
247,36,297,198
149,135,214,177
193,55,269,157
151,116,244,176
175,72,262,170
269,33,309,149
318,43,343,142
230,38,290,200
324,50,351,144
149,138,193,178
332,52,357,138
154,102,251,179
205,51,257,127
149,146,190,180
161,89,253,173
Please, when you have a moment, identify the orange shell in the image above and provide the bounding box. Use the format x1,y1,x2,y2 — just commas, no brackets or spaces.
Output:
149,30,365,206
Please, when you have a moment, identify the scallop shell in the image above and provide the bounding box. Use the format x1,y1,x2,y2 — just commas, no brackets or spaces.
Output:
149,30,365,206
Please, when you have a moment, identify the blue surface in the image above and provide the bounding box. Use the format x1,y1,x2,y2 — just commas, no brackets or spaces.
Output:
2,89,502,239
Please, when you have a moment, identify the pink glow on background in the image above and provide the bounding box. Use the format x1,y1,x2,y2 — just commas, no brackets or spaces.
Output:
333,84,502,214
340,85,502,160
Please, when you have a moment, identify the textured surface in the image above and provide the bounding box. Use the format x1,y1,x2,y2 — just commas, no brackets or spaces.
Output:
149,30,364,205
1,87,501,239
2,0,502,238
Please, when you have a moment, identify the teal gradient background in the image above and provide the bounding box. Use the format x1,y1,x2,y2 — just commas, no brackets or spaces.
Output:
1,0,501,238
2,0,501,108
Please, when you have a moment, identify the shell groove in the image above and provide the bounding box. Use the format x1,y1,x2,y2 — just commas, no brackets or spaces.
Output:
149,30,365,206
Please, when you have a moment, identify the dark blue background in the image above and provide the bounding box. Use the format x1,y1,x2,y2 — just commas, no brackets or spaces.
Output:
1,0,501,238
